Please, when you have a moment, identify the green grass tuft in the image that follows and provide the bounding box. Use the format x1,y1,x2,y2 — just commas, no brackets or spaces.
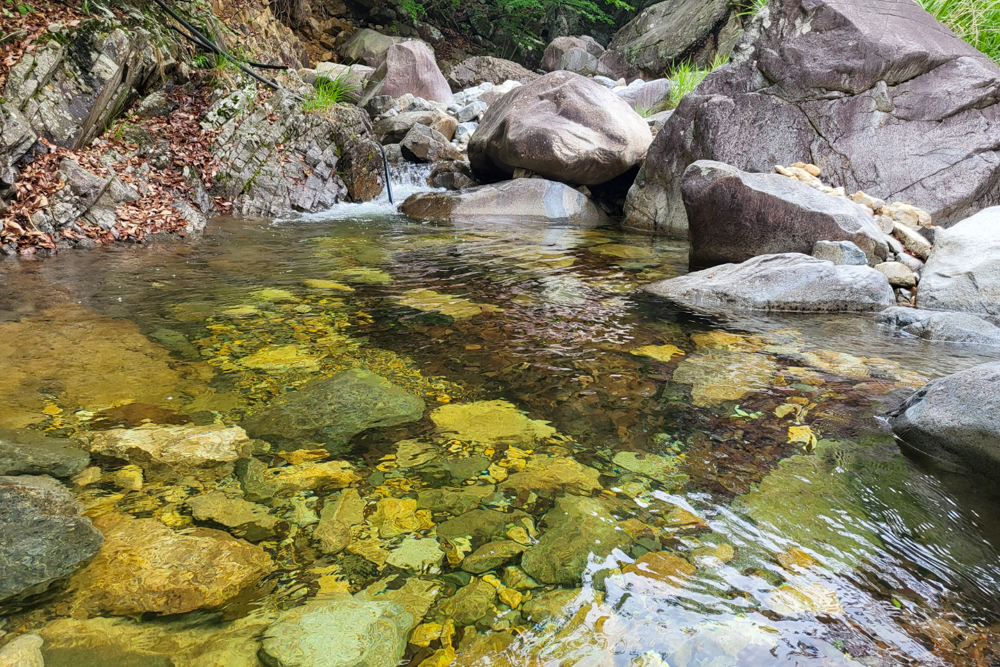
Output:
302,70,361,112
666,53,730,109
919,0,1000,62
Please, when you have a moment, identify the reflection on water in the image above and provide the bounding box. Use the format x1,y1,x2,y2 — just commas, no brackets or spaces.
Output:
0,207,998,667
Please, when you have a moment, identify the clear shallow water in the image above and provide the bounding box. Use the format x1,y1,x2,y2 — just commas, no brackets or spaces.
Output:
0,202,999,667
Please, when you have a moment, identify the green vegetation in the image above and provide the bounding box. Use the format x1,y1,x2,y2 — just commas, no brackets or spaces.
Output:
667,53,729,108
1,0,34,16
920,0,1000,61
403,0,633,52
303,70,361,112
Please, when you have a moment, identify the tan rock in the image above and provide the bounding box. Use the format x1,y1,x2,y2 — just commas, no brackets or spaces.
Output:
891,222,932,259
83,424,252,479
622,552,696,583
499,455,601,496
370,497,432,538
881,202,932,228
76,516,274,615
430,400,555,445
0,634,43,667
265,460,361,494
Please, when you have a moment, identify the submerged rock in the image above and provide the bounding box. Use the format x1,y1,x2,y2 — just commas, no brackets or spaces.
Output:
76,516,274,616
644,253,895,314
187,491,286,541
83,424,252,479
0,634,43,667
401,179,610,227
469,71,651,187
889,361,1000,474
430,400,555,445
242,369,425,452
499,455,602,496
0,475,103,605
260,597,413,667
918,207,1000,316
0,429,89,478
682,161,887,267
433,576,497,626
672,348,776,407
877,307,1000,346
521,496,632,585
623,0,1000,236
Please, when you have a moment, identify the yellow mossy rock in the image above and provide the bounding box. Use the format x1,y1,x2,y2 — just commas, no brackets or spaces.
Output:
266,461,360,493
776,547,820,572
766,582,844,616
252,288,296,302
788,425,818,451
239,345,322,372
590,243,655,260
630,344,685,362
397,288,496,319
623,552,696,583
369,497,433,538
673,350,777,407
304,279,354,291
430,400,556,445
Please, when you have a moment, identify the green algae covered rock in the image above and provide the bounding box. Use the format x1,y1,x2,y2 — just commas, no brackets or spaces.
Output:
243,369,425,452
260,597,412,667
521,496,632,585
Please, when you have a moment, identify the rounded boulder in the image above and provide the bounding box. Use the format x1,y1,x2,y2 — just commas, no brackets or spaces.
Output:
468,71,652,186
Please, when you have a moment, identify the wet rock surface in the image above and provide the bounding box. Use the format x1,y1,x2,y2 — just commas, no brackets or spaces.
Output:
401,178,610,226
0,429,89,478
878,307,1000,346
0,475,103,605
682,161,887,267
645,253,896,314
260,597,412,667
521,496,632,585
242,368,425,452
75,516,274,616
890,361,1000,474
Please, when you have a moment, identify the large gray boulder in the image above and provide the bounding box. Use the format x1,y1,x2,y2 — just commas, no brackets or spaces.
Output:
401,178,609,227
360,41,454,107
399,123,462,163
877,307,1000,346
889,361,1000,474
540,36,605,75
644,253,895,314
372,110,457,144
339,29,410,67
242,369,425,453
918,207,1000,316
682,161,888,268
0,429,89,478
469,71,652,186
597,0,741,80
446,56,538,91
0,475,104,604
623,0,1000,237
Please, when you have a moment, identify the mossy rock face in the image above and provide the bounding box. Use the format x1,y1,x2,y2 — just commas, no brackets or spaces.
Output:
242,368,426,453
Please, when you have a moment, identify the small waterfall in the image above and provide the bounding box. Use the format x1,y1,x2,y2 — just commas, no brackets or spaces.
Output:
386,162,436,201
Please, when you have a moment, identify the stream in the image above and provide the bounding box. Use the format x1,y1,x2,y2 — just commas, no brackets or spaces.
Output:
0,169,998,666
